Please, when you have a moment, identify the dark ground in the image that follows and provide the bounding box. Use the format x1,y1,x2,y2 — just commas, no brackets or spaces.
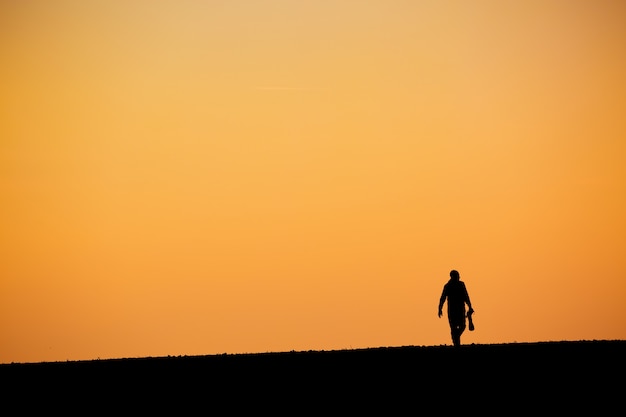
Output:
2,340,624,414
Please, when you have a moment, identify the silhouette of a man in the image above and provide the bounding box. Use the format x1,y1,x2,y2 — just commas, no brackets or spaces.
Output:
438,269,474,347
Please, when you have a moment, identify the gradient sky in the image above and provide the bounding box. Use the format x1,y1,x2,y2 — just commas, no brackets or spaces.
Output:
2,0,625,364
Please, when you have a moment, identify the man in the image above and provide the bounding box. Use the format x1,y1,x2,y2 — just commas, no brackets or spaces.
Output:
438,269,474,347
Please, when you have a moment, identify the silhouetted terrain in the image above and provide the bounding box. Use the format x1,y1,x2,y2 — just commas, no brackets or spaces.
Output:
2,340,624,414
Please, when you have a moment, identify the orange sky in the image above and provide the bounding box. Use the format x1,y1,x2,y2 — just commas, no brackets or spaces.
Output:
2,0,625,364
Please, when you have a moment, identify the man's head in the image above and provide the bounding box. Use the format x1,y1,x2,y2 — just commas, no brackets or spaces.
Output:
450,270,460,280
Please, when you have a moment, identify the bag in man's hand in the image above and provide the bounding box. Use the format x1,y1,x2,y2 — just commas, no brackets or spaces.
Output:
467,309,475,331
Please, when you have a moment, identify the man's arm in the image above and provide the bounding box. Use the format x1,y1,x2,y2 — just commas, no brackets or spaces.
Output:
438,287,446,318
464,283,474,313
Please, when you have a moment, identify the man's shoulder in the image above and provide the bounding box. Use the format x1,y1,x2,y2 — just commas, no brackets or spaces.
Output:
448,280,466,289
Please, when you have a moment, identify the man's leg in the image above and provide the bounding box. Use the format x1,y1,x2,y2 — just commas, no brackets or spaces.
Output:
449,315,465,347
459,322,466,337
451,326,461,347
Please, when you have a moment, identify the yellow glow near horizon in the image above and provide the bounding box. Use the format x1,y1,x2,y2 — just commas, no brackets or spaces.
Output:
1,1,625,363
